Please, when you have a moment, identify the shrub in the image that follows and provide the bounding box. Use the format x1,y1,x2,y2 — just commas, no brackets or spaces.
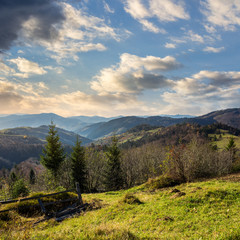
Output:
11,179,29,199
122,193,142,205
146,175,180,190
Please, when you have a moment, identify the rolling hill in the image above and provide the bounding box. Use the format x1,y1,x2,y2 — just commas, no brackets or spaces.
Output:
78,108,240,140
0,126,92,169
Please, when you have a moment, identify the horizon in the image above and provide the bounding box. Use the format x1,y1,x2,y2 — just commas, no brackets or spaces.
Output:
0,1,240,117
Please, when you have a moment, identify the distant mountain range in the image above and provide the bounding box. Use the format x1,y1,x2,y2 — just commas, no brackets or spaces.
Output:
0,109,239,140
77,108,240,139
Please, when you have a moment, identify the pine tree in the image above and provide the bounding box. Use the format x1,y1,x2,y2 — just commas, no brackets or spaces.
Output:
40,122,65,179
29,169,36,185
103,136,124,191
70,137,87,192
225,137,237,162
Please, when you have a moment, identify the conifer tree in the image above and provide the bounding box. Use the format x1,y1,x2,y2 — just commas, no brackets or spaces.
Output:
103,136,124,191
29,169,36,185
70,137,87,192
226,137,237,162
40,122,65,179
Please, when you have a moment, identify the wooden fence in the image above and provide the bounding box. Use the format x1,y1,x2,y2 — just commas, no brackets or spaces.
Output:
0,182,87,222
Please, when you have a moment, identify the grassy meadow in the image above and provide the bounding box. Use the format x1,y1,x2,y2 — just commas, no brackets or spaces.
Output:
1,174,240,240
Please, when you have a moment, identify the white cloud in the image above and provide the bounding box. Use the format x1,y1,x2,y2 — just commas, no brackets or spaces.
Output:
201,0,240,31
0,62,15,74
165,43,176,48
160,70,240,115
123,0,189,33
203,46,225,53
149,0,190,22
140,19,166,34
104,1,115,14
8,57,46,76
187,30,204,43
20,3,130,61
91,53,180,95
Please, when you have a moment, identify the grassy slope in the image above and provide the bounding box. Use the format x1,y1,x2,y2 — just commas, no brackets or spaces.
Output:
2,174,240,239
209,130,240,150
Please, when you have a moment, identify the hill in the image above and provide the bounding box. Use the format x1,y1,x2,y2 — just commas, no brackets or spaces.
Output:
196,108,240,129
95,122,240,149
77,116,190,140
78,108,240,140
0,126,92,169
1,174,240,239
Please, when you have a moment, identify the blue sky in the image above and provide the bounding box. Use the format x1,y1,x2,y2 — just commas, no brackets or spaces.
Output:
0,0,240,117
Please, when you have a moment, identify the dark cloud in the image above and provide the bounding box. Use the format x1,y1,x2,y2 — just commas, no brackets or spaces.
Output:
0,0,65,50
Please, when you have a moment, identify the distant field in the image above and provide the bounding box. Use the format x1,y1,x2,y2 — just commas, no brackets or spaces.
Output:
2,174,240,239
209,129,240,150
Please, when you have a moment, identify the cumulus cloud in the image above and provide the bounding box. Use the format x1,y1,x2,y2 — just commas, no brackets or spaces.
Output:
0,1,129,61
201,0,240,31
165,43,176,48
0,0,65,50
8,57,47,77
161,70,240,115
203,46,225,53
91,53,180,94
30,2,130,61
123,0,189,33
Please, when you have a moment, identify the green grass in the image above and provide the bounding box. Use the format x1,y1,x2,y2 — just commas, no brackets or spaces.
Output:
2,174,240,239
209,131,240,150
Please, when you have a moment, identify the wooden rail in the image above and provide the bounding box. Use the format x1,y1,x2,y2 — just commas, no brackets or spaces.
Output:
0,182,83,216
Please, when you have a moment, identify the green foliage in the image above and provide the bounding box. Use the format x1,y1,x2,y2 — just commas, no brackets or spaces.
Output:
11,179,29,199
104,136,124,191
121,193,142,205
40,122,65,179
146,175,180,190
70,137,87,192
29,169,36,185
226,137,237,151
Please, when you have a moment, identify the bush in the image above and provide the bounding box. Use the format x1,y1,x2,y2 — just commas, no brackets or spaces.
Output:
146,175,180,190
122,193,142,205
11,179,29,199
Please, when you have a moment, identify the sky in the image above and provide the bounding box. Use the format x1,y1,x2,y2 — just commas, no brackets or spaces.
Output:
0,0,240,117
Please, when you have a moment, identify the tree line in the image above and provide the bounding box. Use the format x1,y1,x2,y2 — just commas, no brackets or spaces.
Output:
0,122,239,200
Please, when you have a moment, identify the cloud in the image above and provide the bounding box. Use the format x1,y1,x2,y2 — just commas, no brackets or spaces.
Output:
186,30,204,43
203,46,225,53
8,57,47,76
0,62,15,75
201,0,240,31
193,70,240,87
27,2,130,61
165,43,176,48
160,70,240,115
0,0,65,50
91,53,180,94
104,1,115,14
123,0,189,33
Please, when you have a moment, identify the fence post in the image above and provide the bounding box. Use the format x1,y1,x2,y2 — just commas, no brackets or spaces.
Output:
38,198,47,214
76,182,83,205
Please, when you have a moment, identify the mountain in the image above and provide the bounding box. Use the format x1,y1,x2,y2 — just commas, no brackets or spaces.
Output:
0,125,92,145
0,126,92,169
78,108,240,140
77,116,190,139
195,108,240,129
0,113,87,132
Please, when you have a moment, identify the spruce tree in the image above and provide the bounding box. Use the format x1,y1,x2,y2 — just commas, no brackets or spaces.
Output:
70,137,87,192
29,169,36,185
40,122,65,179
226,137,237,162
103,136,124,191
